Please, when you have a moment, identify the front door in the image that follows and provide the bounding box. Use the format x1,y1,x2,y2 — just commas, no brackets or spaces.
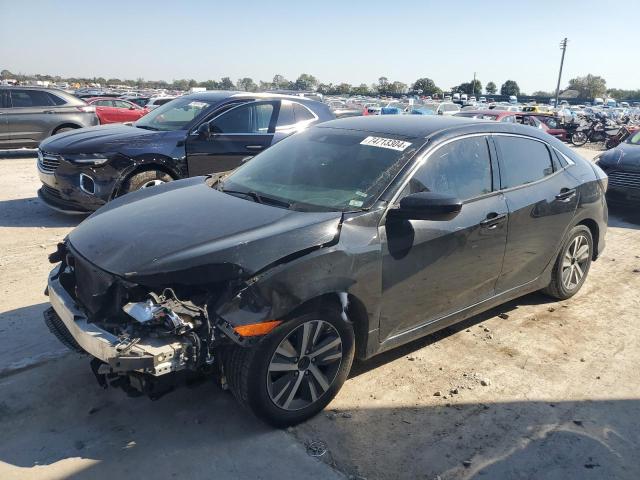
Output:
185,101,278,176
379,135,508,341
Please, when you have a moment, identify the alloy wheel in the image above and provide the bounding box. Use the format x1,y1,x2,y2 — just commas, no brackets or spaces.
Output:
266,320,343,411
561,234,590,291
141,179,166,188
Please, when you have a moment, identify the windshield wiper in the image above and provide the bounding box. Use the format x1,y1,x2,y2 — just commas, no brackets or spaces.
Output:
221,189,291,208
136,125,159,131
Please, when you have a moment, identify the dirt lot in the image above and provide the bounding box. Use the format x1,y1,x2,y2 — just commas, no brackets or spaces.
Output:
1,148,639,480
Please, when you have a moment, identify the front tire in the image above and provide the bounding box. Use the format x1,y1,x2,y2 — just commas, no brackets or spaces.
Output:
120,170,172,195
542,225,593,300
223,309,355,427
571,132,588,146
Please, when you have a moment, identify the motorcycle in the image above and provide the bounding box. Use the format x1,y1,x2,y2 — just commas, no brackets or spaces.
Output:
571,115,620,146
605,124,640,149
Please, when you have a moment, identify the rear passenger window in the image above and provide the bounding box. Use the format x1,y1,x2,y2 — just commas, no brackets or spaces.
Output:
293,103,315,122
10,89,60,108
495,136,554,189
276,101,295,128
405,136,492,201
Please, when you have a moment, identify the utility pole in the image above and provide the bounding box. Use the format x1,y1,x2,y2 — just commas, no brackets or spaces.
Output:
473,72,476,96
554,38,568,106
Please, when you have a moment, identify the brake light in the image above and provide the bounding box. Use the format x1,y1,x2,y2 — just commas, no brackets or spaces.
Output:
76,105,96,113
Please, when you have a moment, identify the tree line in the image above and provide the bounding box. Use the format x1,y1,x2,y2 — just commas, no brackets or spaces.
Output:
1,68,637,100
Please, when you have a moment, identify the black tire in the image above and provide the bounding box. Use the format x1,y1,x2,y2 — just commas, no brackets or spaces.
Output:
52,126,77,136
542,225,593,300
222,309,355,427
571,132,588,146
120,170,172,195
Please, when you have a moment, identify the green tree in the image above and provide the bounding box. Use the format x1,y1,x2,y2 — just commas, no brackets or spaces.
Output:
294,73,318,91
351,83,370,95
272,74,286,89
500,80,520,96
236,77,258,92
316,83,333,95
454,80,482,96
485,81,497,94
335,83,352,95
532,90,553,97
566,74,607,99
411,77,441,96
389,81,408,94
219,77,235,90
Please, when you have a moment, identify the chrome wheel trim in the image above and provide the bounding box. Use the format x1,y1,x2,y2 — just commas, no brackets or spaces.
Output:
141,179,166,188
561,234,590,291
267,320,343,411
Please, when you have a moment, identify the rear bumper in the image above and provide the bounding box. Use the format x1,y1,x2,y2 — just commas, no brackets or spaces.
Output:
45,266,191,376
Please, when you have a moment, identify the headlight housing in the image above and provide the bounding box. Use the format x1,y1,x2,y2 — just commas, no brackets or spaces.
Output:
62,153,110,166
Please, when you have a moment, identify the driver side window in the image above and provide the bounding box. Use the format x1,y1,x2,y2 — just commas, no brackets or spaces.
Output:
400,136,493,202
209,103,275,134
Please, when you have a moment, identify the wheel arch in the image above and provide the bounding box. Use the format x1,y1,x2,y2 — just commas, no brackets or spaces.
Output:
576,218,599,260
282,292,370,360
51,123,82,135
112,156,182,198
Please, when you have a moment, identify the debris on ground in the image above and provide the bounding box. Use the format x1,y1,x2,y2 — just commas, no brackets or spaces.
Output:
306,440,328,457
498,313,509,319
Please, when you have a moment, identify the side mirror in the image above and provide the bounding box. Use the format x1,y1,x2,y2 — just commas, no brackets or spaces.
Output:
388,192,462,221
196,122,211,139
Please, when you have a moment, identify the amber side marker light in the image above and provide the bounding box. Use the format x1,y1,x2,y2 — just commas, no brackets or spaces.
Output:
233,320,283,337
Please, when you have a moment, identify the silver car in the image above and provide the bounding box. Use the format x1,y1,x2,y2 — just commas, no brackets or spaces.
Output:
0,86,99,149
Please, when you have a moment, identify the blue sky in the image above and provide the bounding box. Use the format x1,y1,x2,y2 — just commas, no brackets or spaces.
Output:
0,0,635,92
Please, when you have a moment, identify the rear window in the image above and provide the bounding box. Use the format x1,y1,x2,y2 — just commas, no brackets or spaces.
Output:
293,103,315,122
10,89,66,108
495,136,554,189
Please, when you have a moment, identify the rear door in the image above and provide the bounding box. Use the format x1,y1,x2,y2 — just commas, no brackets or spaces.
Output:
7,89,63,146
493,134,579,292
185,100,278,176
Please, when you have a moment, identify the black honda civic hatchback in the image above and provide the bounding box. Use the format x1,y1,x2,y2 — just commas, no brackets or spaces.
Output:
36,91,334,213
44,116,608,426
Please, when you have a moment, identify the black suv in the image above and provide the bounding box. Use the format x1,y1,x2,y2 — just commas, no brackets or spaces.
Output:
0,86,99,149
36,92,334,213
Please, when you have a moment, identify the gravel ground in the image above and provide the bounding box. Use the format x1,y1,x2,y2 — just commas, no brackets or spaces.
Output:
1,147,639,480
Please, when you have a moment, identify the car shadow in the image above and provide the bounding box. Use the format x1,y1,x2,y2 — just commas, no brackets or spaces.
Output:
350,291,551,379
295,399,640,480
0,197,84,228
608,203,640,230
0,355,339,480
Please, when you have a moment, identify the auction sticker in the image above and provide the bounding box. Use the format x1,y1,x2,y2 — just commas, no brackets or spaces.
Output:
360,136,412,151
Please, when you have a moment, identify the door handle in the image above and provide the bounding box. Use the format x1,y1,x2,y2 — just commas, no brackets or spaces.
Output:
245,145,264,150
43,110,55,114
480,212,507,229
555,188,576,202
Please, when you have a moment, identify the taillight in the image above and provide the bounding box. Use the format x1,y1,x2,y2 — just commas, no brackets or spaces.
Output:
76,105,96,113
592,163,608,192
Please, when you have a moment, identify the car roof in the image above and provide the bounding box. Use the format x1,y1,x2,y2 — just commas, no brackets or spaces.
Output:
187,90,324,104
314,115,484,138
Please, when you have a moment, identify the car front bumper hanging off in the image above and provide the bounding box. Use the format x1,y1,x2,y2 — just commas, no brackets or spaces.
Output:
44,266,192,376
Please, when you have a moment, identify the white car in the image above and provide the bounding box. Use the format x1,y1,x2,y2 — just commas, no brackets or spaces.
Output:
145,96,177,110
436,102,461,116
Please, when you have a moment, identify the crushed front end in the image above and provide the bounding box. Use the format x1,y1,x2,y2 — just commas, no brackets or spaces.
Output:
44,242,231,397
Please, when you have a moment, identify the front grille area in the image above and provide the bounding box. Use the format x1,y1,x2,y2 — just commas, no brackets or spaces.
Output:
41,183,63,200
38,150,61,173
608,170,640,191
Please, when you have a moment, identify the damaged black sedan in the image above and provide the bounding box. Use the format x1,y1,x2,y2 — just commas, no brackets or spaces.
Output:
44,116,608,426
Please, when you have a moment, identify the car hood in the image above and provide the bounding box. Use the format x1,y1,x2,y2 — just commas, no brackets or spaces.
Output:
39,124,175,155
67,177,343,286
599,143,640,172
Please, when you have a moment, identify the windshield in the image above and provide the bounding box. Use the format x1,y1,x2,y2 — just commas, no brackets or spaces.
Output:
135,97,212,131
218,128,420,212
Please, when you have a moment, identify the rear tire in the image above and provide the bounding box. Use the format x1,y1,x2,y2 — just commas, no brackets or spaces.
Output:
571,132,588,146
222,309,355,427
120,170,172,195
542,225,593,300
